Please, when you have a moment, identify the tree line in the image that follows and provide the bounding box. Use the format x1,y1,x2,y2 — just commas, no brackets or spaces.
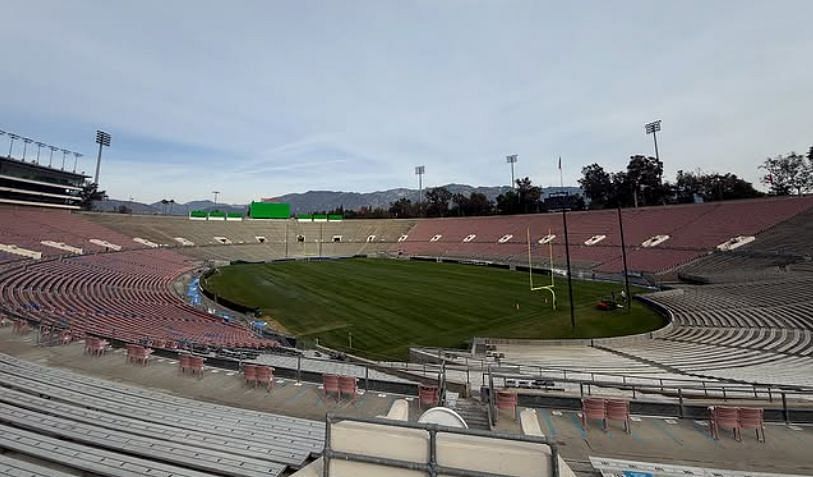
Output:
334,145,812,218
321,178,584,219
579,146,812,209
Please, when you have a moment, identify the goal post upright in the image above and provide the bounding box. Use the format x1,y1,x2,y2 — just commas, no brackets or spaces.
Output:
527,227,557,310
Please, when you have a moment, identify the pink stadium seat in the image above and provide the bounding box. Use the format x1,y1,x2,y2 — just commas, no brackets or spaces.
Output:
605,399,631,433
738,407,766,442
495,390,518,420
338,375,358,401
709,406,741,441
243,364,258,387
255,365,274,392
418,384,439,409
581,397,607,431
323,374,340,401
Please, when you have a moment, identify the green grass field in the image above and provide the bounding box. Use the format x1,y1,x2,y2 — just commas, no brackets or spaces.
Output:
204,258,665,360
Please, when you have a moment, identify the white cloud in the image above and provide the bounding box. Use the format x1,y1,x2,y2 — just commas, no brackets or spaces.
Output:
1,0,811,202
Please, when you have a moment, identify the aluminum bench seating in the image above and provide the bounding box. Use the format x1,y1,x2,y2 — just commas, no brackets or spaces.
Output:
0,452,78,477
0,366,323,454
0,355,324,452
0,404,287,477
0,423,223,477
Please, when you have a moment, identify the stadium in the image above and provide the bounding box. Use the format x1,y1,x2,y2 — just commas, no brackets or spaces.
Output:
2,143,813,476
2,3,813,476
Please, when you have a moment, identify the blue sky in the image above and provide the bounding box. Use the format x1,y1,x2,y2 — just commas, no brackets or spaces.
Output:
1,0,811,204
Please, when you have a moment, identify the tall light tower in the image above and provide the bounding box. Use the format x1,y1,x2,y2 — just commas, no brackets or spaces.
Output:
212,191,220,206
61,149,70,170
48,146,58,168
506,154,518,188
94,130,112,185
0,130,6,157
21,138,32,161
644,120,661,162
72,152,83,173
35,142,46,164
414,165,425,212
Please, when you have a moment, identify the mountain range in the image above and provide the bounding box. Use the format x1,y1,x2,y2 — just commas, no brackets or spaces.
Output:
94,184,581,216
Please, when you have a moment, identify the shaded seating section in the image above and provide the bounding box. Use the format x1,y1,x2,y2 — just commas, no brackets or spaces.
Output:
0,248,277,350
0,352,324,477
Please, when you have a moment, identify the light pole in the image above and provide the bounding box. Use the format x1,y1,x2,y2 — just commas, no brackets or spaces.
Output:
644,120,661,162
8,133,19,158
0,130,5,157
212,191,220,206
617,206,632,312
72,152,83,173
506,154,518,188
61,149,70,170
35,142,46,165
48,146,58,168
414,165,425,214
22,138,32,161
554,192,577,332
94,130,112,185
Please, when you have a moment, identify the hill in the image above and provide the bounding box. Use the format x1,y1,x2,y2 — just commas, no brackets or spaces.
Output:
96,184,581,216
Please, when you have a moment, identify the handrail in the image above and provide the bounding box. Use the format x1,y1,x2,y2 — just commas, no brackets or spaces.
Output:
323,413,560,477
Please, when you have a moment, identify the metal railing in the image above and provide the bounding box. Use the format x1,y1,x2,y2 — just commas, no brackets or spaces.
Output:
323,414,560,477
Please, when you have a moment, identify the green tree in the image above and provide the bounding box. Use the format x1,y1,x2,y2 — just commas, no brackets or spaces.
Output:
675,170,763,203
495,190,520,215
450,192,494,216
388,198,417,218
79,182,107,211
760,152,812,196
424,187,453,217
579,163,613,209
626,155,668,207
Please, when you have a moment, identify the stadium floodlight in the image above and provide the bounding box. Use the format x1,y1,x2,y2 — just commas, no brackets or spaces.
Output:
94,130,112,185
60,149,70,170
35,141,46,164
414,166,425,212
644,119,662,162
48,145,58,168
506,154,518,188
72,152,83,173
212,191,220,206
21,137,33,161
7,133,19,158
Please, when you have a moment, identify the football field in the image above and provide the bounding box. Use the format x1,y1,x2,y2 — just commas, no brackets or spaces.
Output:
204,258,665,360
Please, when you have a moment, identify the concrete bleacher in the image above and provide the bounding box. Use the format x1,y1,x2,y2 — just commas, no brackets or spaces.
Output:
0,352,324,476
0,248,273,348
395,196,813,274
